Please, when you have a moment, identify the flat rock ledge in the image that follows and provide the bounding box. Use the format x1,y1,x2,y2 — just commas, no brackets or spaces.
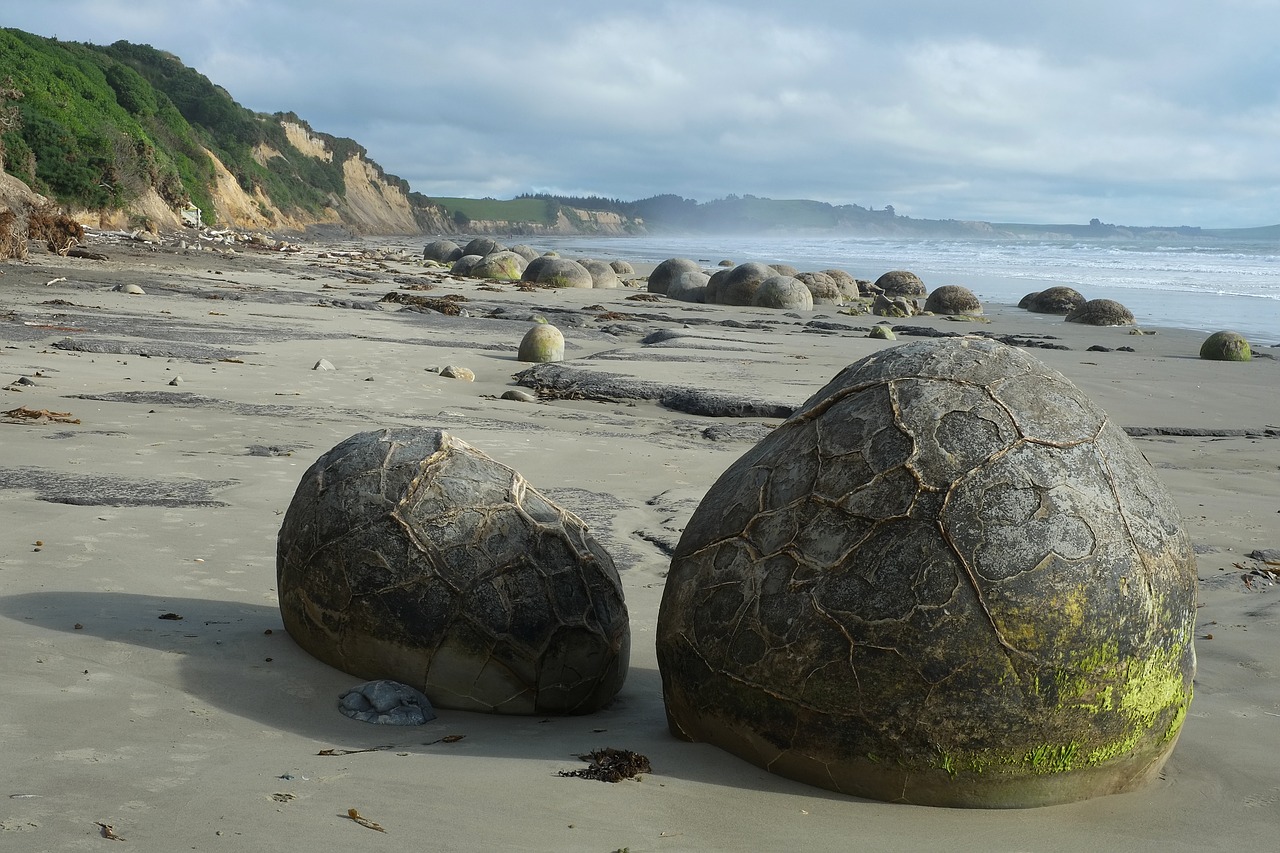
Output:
513,363,795,418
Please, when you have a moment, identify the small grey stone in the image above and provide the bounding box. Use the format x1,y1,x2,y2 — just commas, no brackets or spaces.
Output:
501,389,538,403
168,376,183,386
313,359,336,371
338,680,436,725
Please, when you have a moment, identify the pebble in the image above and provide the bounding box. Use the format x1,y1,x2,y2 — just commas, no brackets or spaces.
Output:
313,359,336,371
440,365,475,381
501,389,538,403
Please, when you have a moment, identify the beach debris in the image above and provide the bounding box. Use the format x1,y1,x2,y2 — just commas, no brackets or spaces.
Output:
625,293,663,302
500,389,538,404
558,748,651,782
425,734,466,745
44,277,67,286
112,283,145,295
1,406,81,425
381,291,468,315
271,792,296,803
159,612,183,620
338,680,436,725
317,744,403,756
312,358,336,371
96,822,125,841
277,427,629,715
346,808,386,833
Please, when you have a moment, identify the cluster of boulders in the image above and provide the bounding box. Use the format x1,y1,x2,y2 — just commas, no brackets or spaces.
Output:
644,258,987,319
425,237,632,289
1018,286,1138,327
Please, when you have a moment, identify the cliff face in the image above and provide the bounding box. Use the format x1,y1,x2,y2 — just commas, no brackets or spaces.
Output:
459,207,642,236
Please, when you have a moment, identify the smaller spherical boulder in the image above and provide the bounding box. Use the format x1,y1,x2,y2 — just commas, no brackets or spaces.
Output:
874,270,927,297
278,428,629,715
578,259,621,289
869,324,896,340
609,259,635,275
667,270,710,303
470,251,527,280
822,269,861,302
518,324,566,363
714,261,774,306
463,237,505,257
424,239,463,263
924,284,982,315
770,263,800,277
523,258,594,289
648,258,703,295
796,272,843,305
1066,298,1135,326
508,244,541,262
1199,330,1251,361
753,275,814,311
450,254,484,276
1024,287,1086,315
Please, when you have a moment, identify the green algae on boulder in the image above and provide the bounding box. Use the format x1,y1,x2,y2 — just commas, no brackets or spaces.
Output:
1199,330,1251,361
278,428,629,715
518,324,566,363
656,338,1196,808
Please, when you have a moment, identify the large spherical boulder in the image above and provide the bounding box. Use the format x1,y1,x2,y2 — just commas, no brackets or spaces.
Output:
648,258,703,295
463,237,505,257
508,244,541,262
1024,287,1086,315
424,239,463,263
470,250,527,281
752,275,814,310
577,259,620,289
518,323,566,363
796,271,843,305
822,269,860,302
522,258,594,289
656,337,1196,807
1066,298,1135,326
278,428,629,715
770,263,800,277
924,284,982,315
875,270,927,297
714,261,774,306
1199,330,1251,361
450,254,484,276
667,270,710,303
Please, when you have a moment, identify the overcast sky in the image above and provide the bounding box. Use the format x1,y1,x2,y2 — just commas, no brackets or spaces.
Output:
5,0,1280,227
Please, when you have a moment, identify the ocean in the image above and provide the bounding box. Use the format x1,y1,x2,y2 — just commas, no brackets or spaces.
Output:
532,234,1280,346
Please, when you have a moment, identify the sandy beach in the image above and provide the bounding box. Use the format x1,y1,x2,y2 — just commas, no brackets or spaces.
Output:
2,232,1278,851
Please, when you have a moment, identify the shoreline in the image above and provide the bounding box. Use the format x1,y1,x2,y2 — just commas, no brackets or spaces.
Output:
2,233,1278,850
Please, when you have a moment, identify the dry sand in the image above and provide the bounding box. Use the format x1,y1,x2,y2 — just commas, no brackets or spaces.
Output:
1,234,1278,851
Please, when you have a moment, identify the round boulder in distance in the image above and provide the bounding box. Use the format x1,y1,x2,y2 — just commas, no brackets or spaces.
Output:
424,239,463,263
1024,287,1086,315
470,251,527,280
1199,330,1251,361
796,271,843,305
924,284,982,315
578,259,620,289
1066,298,1135,326
463,237,505,257
714,261,774,306
822,269,860,302
523,258,594,289
609,259,636,276
667,270,710,303
518,324,566,363
648,258,703,295
656,337,1196,807
752,275,814,310
278,427,629,715
874,270,927,297
450,254,484,276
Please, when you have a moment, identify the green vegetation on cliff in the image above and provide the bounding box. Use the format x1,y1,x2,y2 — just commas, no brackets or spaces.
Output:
0,28,418,228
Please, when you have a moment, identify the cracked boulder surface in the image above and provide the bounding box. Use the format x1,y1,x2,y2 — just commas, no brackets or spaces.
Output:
655,337,1197,807
277,427,629,715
